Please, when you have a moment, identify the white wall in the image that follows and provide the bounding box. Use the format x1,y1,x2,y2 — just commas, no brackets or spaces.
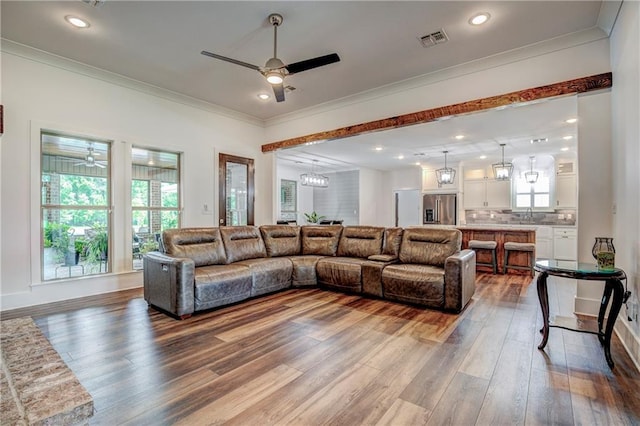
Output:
359,167,385,226
1,50,267,309
610,0,640,369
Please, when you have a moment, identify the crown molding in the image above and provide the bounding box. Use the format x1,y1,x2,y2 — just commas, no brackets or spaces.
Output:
597,0,623,36
1,39,264,127
264,27,609,128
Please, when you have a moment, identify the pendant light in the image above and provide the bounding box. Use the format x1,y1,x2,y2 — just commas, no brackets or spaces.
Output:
524,156,539,184
492,143,513,180
300,159,329,187
436,150,455,185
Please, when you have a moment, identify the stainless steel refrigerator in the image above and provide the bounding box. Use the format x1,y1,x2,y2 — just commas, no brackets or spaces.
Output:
423,194,457,225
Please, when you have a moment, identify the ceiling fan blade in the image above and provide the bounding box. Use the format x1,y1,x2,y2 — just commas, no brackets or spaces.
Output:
201,50,261,71
95,162,106,169
285,53,340,75
272,84,285,102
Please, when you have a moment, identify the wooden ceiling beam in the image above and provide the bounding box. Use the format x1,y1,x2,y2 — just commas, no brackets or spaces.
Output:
261,72,612,153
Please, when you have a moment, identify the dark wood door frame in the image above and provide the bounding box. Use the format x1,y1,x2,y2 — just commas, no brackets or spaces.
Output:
218,153,255,226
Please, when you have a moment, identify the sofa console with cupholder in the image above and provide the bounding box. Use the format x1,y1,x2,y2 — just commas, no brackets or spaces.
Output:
143,225,476,319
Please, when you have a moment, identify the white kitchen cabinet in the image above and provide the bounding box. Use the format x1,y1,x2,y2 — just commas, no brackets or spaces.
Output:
463,178,511,209
556,174,577,208
553,227,577,260
422,169,457,192
535,226,553,259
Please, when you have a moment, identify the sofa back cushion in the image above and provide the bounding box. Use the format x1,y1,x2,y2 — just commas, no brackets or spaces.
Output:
260,225,301,257
381,227,404,257
337,226,385,258
301,225,342,256
399,228,461,267
162,228,227,266
220,226,267,264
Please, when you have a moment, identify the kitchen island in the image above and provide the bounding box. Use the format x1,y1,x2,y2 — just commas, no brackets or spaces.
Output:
457,226,536,275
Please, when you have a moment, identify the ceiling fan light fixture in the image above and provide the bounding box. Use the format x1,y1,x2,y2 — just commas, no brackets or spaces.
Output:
266,70,284,85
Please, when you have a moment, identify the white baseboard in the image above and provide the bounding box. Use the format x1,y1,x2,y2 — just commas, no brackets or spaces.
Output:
574,295,602,316
615,317,640,372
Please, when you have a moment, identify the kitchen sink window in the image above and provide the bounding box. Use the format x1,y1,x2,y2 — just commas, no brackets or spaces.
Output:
512,155,554,210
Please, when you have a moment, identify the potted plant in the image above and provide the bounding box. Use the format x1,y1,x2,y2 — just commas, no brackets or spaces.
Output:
304,211,325,224
86,225,108,264
45,223,73,263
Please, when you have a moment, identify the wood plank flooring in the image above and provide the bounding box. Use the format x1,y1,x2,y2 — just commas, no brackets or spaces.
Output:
2,273,639,425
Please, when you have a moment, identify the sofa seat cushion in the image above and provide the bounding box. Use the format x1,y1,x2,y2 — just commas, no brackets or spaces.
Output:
316,257,369,292
382,264,445,308
288,255,324,287
194,264,252,311
235,257,293,297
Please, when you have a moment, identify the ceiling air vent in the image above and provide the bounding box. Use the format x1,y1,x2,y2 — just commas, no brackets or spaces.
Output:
81,0,106,6
419,29,448,48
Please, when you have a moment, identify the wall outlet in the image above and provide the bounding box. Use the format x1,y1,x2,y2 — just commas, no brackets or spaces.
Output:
202,203,213,215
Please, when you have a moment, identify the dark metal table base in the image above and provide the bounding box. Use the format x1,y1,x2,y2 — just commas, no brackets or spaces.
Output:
536,270,624,368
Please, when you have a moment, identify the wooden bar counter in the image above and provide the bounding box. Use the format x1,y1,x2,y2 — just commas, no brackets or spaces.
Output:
457,226,536,275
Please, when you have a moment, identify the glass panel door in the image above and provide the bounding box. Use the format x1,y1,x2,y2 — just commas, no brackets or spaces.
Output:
219,153,254,226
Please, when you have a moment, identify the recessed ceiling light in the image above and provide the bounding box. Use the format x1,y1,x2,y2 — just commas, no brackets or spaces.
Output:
469,12,490,26
479,155,487,159
374,147,383,151
65,15,90,28
397,155,404,160
561,147,570,151
455,135,464,140
563,135,573,140
257,93,270,101
415,162,421,166
566,118,578,124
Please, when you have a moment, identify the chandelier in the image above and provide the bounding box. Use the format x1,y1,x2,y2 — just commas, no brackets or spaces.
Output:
435,150,455,185
300,160,329,187
492,143,514,180
524,156,539,184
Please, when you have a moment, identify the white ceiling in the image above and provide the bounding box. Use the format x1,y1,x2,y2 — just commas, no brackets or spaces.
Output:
1,1,606,121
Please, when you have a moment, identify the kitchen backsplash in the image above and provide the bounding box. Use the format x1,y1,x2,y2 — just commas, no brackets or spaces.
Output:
464,209,577,226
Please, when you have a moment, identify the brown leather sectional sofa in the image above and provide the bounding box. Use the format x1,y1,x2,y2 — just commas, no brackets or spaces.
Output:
143,225,476,319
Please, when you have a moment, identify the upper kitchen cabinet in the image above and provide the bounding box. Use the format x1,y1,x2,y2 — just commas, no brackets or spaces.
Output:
555,160,577,208
463,166,511,209
463,177,511,209
422,168,459,193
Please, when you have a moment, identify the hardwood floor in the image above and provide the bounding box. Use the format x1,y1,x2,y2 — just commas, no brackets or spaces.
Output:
2,273,639,425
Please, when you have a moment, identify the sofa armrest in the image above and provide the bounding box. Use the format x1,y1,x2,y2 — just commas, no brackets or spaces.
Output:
443,249,476,313
143,251,195,318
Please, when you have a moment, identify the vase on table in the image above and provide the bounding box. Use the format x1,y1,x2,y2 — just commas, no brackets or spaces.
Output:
592,237,615,270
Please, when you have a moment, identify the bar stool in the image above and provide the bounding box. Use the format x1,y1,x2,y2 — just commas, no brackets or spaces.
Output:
504,242,536,277
468,240,498,274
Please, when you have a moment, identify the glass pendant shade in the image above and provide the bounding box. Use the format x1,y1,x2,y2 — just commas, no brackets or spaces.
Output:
436,151,455,185
492,144,513,180
525,156,539,183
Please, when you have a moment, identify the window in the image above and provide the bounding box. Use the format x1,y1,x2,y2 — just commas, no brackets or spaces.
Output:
41,131,111,280
131,147,181,269
512,155,555,210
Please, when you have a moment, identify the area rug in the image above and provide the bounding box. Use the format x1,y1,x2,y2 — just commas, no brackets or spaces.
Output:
0,317,93,425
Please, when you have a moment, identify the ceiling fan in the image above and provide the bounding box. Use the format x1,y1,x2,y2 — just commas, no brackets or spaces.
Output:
74,146,105,168
201,13,340,102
